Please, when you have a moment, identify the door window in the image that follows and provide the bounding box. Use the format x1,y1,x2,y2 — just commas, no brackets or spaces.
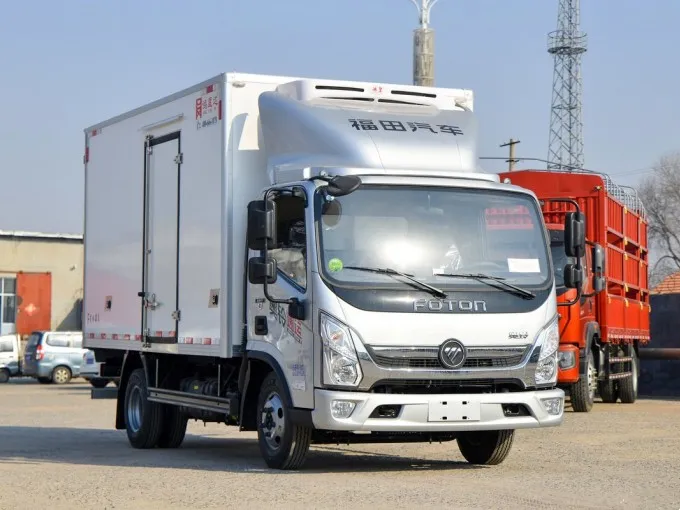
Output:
0,277,17,334
268,193,307,290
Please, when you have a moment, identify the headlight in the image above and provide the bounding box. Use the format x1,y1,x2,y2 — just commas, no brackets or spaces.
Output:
534,317,560,385
320,312,363,387
558,350,576,370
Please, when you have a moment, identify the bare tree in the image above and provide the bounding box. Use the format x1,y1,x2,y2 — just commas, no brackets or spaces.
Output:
638,151,680,287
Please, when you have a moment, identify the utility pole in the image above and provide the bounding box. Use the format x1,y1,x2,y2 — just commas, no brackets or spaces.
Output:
409,0,441,86
500,139,521,172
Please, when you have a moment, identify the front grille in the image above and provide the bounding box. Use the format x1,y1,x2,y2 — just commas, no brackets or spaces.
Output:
369,378,526,394
366,345,530,371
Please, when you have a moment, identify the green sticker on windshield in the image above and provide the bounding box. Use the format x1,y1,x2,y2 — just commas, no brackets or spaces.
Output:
328,258,344,273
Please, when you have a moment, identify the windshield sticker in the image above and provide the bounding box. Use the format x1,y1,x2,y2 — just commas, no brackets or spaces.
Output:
328,258,344,273
508,258,541,273
348,119,463,135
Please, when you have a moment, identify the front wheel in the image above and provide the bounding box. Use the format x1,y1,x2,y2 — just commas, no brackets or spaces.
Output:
124,368,162,449
570,350,596,412
0,368,9,384
256,372,312,470
457,429,515,465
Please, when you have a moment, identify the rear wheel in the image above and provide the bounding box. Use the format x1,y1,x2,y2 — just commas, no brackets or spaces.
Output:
598,380,618,403
52,366,72,384
0,368,9,384
256,372,312,470
457,429,515,465
618,348,638,404
570,350,596,412
124,368,162,449
157,405,188,449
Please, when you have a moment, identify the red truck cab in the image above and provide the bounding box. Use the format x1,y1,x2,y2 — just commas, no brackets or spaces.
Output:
499,169,650,412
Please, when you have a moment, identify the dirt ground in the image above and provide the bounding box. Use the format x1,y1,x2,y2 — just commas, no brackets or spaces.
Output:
1,379,679,510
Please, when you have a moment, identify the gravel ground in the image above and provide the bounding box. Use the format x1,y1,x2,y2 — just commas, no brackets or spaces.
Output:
1,379,679,510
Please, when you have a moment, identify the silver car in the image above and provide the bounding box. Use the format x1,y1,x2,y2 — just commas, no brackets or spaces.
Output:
22,330,86,384
0,334,21,383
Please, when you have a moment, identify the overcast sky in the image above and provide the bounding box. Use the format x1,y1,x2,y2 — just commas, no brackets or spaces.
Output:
1,0,678,234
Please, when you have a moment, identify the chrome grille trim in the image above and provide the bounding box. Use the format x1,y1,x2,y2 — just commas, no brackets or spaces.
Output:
365,345,531,370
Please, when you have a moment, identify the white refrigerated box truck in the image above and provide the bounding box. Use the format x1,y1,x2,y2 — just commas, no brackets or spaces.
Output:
82,72,585,469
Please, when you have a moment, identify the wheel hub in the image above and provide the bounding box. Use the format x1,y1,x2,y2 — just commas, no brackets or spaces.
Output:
587,355,597,400
54,368,69,384
261,392,285,451
127,386,143,433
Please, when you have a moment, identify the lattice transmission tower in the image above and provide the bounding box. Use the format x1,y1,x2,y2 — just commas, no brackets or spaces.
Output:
547,0,587,170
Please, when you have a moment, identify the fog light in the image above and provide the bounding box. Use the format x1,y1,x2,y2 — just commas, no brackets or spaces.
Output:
331,400,356,419
541,397,563,416
558,350,576,370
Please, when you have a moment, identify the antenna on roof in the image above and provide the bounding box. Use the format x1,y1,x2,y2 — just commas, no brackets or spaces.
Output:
409,0,442,87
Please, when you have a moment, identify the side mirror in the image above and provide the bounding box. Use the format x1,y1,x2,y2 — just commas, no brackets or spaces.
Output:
288,298,305,320
247,200,277,251
326,175,362,197
563,263,584,289
564,211,586,258
248,257,278,285
593,276,605,293
592,243,605,273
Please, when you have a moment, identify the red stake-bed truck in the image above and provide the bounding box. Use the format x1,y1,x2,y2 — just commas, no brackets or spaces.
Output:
498,169,650,412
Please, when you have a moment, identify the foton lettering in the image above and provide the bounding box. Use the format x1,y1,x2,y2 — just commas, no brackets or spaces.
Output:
413,299,488,312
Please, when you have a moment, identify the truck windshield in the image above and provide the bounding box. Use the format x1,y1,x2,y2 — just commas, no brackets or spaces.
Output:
317,185,551,291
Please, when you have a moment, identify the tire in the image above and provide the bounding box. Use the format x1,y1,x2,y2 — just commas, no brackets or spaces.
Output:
0,368,9,384
89,378,109,389
157,405,188,449
618,348,638,404
52,366,72,384
598,380,618,403
457,429,515,465
570,350,596,412
124,368,162,449
256,372,312,470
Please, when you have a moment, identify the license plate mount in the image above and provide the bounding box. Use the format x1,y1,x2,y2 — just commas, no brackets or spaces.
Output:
428,399,481,422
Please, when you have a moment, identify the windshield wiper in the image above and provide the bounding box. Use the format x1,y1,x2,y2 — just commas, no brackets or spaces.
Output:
344,266,447,299
433,272,536,300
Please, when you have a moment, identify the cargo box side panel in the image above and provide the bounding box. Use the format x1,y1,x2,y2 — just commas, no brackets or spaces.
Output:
84,117,145,350
84,78,225,355
176,81,224,355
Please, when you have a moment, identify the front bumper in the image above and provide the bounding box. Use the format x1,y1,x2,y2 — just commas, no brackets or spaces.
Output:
311,388,565,432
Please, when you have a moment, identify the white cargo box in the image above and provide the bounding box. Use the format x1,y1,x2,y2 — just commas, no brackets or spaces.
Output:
82,72,474,358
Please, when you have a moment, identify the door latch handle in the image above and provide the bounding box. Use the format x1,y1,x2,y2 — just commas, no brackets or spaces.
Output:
144,293,159,310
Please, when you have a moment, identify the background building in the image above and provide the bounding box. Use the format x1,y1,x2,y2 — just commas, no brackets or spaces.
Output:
0,230,83,336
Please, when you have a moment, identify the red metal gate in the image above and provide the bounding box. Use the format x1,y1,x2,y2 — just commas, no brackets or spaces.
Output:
16,272,52,334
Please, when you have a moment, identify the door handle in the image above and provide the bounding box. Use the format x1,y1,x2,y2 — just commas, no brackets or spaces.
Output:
143,293,159,310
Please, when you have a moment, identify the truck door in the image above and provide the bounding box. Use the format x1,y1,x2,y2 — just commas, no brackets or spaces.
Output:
247,190,314,409
141,132,182,344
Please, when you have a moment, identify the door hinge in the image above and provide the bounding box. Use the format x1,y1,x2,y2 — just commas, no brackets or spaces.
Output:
174,152,183,165
172,310,181,321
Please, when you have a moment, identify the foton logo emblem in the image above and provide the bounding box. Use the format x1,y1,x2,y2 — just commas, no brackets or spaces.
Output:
413,299,488,312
